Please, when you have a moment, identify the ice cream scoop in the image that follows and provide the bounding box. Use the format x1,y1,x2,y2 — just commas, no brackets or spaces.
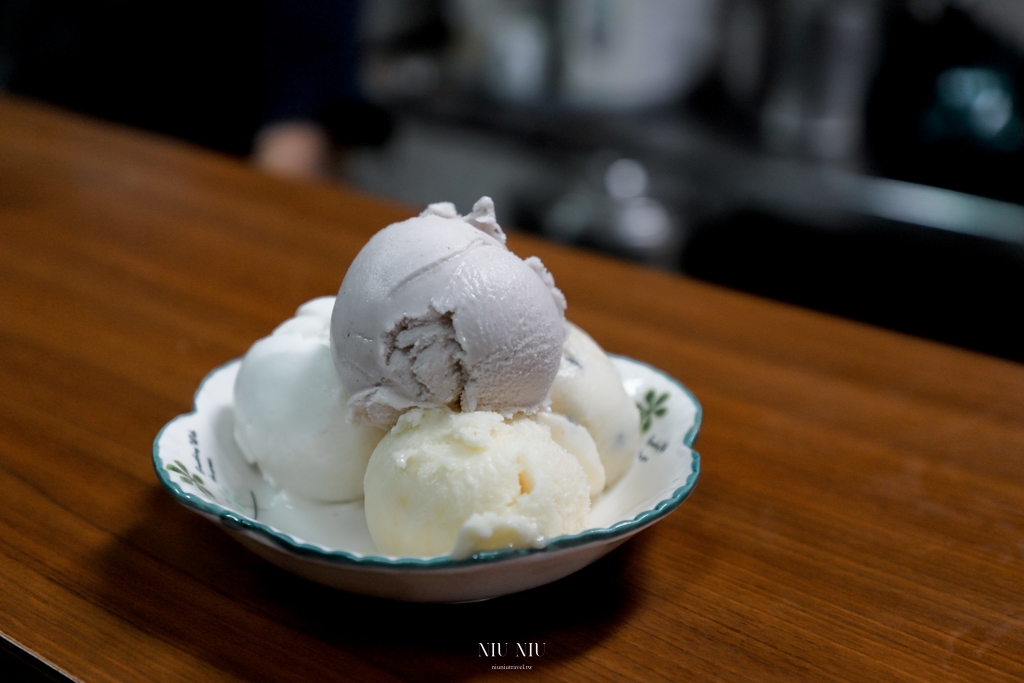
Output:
233,297,385,503
331,197,567,430
534,411,606,498
550,322,641,487
363,407,592,558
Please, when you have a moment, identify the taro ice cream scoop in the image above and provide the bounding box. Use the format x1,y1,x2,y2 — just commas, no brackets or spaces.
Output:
331,197,568,429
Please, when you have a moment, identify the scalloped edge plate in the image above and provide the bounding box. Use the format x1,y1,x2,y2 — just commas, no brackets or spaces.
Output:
153,355,700,602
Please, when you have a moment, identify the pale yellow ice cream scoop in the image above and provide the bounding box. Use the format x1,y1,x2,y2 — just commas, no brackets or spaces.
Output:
364,407,591,558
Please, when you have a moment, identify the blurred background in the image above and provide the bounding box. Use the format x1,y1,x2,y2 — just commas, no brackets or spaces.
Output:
3,0,1024,361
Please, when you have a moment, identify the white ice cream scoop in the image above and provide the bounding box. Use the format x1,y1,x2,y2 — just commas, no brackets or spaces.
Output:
550,322,641,487
233,297,385,503
331,197,568,429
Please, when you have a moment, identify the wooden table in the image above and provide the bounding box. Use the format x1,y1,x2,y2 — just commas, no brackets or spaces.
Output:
3,94,1024,682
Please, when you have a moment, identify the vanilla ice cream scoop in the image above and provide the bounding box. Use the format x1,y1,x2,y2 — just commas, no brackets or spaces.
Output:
363,407,591,558
233,297,385,502
331,197,568,429
534,411,606,498
550,323,641,487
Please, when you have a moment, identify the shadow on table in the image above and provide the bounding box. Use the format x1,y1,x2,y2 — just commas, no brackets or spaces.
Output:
95,486,661,680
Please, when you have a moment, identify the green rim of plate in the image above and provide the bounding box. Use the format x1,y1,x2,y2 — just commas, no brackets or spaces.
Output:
152,355,701,570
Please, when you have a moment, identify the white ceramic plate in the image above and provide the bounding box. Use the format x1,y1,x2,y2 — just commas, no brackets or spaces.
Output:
153,356,701,602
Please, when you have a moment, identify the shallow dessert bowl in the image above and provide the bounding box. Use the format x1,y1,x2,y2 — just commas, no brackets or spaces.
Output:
154,355,701,603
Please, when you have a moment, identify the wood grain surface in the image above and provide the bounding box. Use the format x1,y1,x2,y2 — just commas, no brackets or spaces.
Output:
2,94,1024,682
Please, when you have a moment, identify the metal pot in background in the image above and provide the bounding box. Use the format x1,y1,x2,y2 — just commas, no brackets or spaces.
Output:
445,0,721,110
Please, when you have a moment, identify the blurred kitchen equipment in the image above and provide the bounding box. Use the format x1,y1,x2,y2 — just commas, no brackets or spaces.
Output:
760,0,883,163
559,0,720,109
719,0,769,108
446,0,555,103
543,153,682,267
866,2,1024,203
446,0,720,109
